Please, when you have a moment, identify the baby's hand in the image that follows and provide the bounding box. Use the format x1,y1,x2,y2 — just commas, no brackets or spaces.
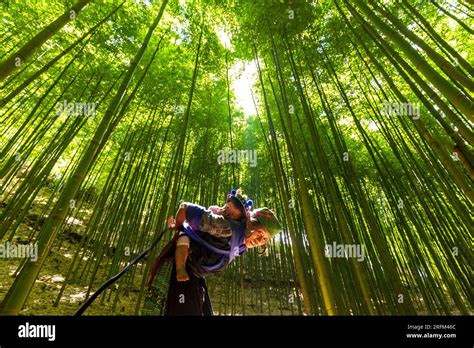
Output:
208,205,220,214
167,216,176,229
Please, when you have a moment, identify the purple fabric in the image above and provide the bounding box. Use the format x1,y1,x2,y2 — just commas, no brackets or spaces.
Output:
185,203,206,231
180,222,247,272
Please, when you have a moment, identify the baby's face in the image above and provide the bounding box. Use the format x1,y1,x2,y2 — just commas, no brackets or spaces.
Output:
222,202,242,220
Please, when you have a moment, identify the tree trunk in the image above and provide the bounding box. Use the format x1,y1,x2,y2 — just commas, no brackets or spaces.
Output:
0,0,169,315
0,0,92,81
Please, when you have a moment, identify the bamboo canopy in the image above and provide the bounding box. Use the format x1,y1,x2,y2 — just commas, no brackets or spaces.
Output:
0,0,472,316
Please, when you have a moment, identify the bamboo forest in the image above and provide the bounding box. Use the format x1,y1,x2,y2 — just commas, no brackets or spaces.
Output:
0,0,472,317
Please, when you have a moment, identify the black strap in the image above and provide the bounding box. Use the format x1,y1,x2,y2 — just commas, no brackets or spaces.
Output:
74,229,167,316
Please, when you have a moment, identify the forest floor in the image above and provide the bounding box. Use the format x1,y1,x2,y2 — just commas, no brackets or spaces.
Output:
0,220,296,315
0,184,296,315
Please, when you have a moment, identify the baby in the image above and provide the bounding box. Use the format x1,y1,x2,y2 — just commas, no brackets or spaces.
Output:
167,189,250,281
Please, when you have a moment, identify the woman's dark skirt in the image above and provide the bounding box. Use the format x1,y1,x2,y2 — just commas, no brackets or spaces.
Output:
141,234,213,316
